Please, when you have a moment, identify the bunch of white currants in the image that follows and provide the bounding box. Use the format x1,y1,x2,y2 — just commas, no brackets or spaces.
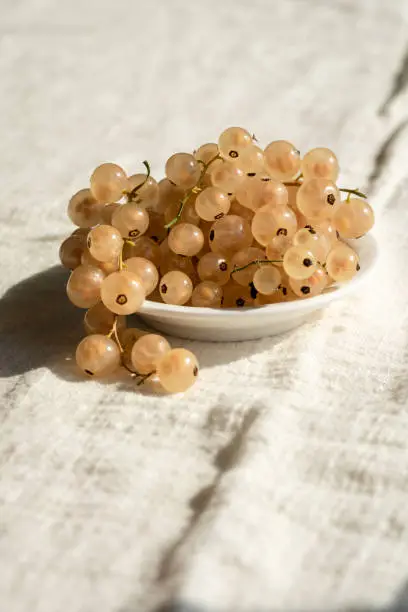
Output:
60,127,375,392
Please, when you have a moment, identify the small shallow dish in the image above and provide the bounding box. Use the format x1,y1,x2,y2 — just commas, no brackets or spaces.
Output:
138,235,379,342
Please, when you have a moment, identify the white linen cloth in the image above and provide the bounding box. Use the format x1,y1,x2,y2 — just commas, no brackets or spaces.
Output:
1,1,408,610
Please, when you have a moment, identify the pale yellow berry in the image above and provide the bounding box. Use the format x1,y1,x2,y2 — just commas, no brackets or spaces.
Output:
101,270,145,315
67,265,105,308
333,198,374,239
127,174,159,209
195,187,230,221
165,153,201,189
302,147,339,181
159,271,193,305
111,203,149,239
195,143,219,164
59,232,86,269
289,264,328,297
197,252,230,286
264,141,301,181
209,215,252,257
253,265,281,295
218,127,252,161
168,223,204,256
326,244,360,282
191,281,223,307
68,188,103,228
76,334,121,377
87,225,124,262
251,205,297,246
156,348,199,393
130,333,171,374
297,179,340,219
293,228,330,263
210,161,245,194
84,302,126,335
90,163,127,203
283,246,317,280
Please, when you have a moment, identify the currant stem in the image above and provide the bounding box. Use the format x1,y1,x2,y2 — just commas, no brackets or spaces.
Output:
137,371,155,386
164,154,222,229
127,160,151,201
107,317,124,353
231,258,283,275
339,187,367,199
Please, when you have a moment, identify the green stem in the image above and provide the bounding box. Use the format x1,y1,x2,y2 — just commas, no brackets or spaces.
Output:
339,187,367,199
231,258,283,275
164,154,222,229
127,160,151,201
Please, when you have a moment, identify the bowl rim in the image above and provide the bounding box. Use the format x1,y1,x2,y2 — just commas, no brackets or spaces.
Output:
139,234,379,319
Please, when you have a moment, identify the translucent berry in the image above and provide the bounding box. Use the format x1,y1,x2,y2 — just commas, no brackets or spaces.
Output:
222,282,253,308
195,187,231,221
159,271,193,305
301,147,339,182
326,244,360,282
283,246,317,280
156,348,199,393
209,214,252,256
297,178,340,219
112,203,149,239
264,140,301,181
191,281,222,307
90,163,127,203
218,127,252,161
195,143,219,164
197,251,230,286
67,264,105,309
293,227,330,263
265,234,293,263
68,188,103,228
234,145,265,175
101,270,145,315
76,334,121,377
168,223,204,256
130,333,171,375
165,153,201,189
253,265,281,295
84,302,126,336
333,198,374,239
87,225,124,262
251,205,297,246
59,233,86,269
210,161,245,194
127,173,159,209
289,264,328,298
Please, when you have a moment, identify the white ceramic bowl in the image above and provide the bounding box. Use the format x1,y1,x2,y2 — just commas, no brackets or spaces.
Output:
138,235,379,342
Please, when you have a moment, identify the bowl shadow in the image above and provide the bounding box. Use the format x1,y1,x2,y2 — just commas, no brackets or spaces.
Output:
0,266,295,383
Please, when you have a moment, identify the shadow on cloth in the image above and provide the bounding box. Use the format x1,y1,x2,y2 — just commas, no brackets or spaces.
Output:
0,266,289,381
147,578,408,612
